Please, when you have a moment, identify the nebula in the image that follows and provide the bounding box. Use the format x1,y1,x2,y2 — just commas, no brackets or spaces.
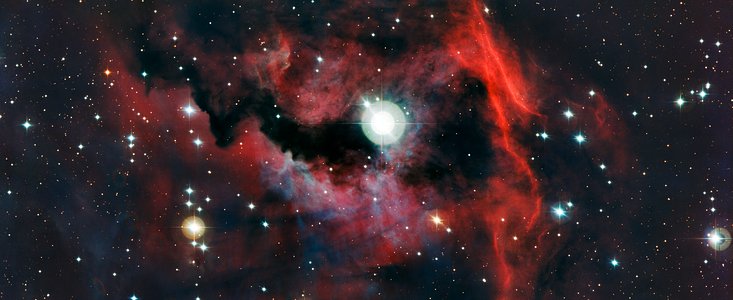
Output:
81,0,625,298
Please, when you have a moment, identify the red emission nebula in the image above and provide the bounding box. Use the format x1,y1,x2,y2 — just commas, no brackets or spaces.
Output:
96,0,627,298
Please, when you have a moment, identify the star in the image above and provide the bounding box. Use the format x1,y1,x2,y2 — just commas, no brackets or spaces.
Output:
610,258,619,267
185,187,194,195
563,109,574,119
199,243,208,251
78,144,84,150
127,134,135,142
22,121,32,129
262,221,269,228
94,114,101,120
193,138,203,146
361,100,406,145
370,111,396,135
538,131,549,140
675,97,685,108
698,90,707,99
553,206,566,218
76,256,81,262
130,295,138,300
182,216,205,240
141,71,147,77
589,90,596,96
431,215,443,225
248,203,255,210
183,105,196,115
600,163,606,170
316,56,323,63
574,133,586,145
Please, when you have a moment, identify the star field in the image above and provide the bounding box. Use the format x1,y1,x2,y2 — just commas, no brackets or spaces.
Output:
0,1,732,299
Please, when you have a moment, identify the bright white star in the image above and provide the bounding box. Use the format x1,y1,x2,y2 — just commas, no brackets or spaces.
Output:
563,109,574,119
675,97,685,108
370,111,395,135
699,90,707,99
553,207,566,217
361,100,406,145
184,105,196,115
574,133,586,144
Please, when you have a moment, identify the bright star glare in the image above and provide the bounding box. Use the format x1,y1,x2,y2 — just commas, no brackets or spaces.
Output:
574,134,586,144
707,227,731,251
361,100,406,145
370,111,396,135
